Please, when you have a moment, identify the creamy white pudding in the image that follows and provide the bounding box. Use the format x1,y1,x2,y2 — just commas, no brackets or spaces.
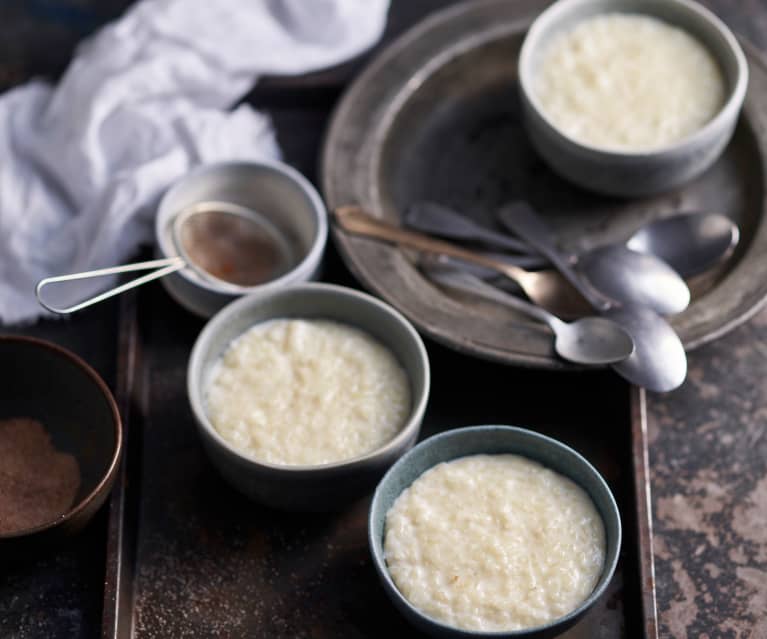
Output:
534,13,726,151
205,319,411,466
384,454,605,631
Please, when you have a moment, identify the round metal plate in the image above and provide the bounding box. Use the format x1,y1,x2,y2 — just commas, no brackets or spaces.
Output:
322,0,767,369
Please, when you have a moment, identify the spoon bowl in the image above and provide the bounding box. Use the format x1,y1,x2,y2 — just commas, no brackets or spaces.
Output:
578,244,691,316
553,316,636,366
605,305,688,392
626,212,739,278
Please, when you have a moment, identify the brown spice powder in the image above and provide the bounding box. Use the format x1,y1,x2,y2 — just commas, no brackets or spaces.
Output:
0,417,81,534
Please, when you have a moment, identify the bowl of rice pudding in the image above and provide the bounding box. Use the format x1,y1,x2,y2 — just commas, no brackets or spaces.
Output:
518,0,748,196
187,283,430,510
369,425,621,638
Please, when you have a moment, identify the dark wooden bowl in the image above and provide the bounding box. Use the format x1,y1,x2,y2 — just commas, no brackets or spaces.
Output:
0,336,122,559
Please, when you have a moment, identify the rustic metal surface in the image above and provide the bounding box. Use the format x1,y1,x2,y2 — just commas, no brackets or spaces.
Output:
1,1,766,638
645,2,767,637
323,0,767,369
101,280,648,638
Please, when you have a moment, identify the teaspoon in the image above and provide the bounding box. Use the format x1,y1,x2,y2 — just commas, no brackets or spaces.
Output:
333,205,591,318
425,265,634,365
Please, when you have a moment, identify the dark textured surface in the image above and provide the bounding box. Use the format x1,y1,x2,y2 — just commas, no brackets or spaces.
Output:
0,1,765,638
120,281,635,639
0,302,118,639
647,3,767,638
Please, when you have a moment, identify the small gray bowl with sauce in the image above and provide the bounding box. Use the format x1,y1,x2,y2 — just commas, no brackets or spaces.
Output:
187,283,431,511
369,425,621,639
518,0,748,196
155,160,327,317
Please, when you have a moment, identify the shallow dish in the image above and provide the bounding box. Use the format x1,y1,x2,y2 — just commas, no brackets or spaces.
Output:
323,0,767,369
187,283,430,510
369,425,621,639
518,0,748,196
155,160,327,317
0,336,123,559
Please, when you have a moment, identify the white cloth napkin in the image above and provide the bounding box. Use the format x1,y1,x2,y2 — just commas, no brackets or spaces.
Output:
0,0,389,324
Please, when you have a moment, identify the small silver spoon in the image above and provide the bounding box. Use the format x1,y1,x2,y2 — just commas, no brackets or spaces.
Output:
425,265,634,365
498,202,691,315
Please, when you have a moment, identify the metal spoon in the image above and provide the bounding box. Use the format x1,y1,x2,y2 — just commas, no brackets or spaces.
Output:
425,265,634,365
497,202,691,315
406,201,738,280
604,305,687,392
626,212,739,278
333,205,591,318
428,262,684,390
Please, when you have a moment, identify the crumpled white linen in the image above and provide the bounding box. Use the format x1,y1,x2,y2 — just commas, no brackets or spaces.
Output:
0,0,389,323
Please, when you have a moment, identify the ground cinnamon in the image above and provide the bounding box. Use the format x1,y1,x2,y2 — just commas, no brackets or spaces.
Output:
0,417,81,534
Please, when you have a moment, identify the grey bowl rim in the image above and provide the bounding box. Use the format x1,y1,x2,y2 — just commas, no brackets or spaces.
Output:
187,282,431,473
0,335,123,539
368,424,623,637
518,0,749,158
154,159,328,295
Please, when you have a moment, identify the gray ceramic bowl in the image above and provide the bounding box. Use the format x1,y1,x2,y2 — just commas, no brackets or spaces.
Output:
369,425,621,639
518,0,748,196
0,336,122,560
155,160,328,317
187,283,431,510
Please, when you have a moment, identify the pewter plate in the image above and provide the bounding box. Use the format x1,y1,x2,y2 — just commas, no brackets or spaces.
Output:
322,0,767,369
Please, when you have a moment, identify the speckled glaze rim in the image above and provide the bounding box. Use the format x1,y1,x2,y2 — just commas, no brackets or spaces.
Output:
0,335,123,539
155,159,328,295
368,425,622,638
518,0,749,157
187,282,431,474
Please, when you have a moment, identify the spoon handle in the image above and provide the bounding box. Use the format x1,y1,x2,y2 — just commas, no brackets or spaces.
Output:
405,202,536,255
498,202,616,312
334,205,528,282
424,265,557,329
36,257,186,314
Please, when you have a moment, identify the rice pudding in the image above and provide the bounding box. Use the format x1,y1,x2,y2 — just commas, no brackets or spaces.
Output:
534,13,726,151
205,319,411,466
384,454,605,631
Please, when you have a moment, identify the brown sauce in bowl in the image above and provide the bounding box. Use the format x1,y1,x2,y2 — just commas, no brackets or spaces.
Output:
0,418,81,534
178,209,295,287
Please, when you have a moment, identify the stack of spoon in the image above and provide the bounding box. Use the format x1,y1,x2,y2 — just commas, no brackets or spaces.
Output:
333,202,739,392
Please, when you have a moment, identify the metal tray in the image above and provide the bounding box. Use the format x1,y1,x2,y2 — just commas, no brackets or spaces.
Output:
101,285,657,638
322,0,767,369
